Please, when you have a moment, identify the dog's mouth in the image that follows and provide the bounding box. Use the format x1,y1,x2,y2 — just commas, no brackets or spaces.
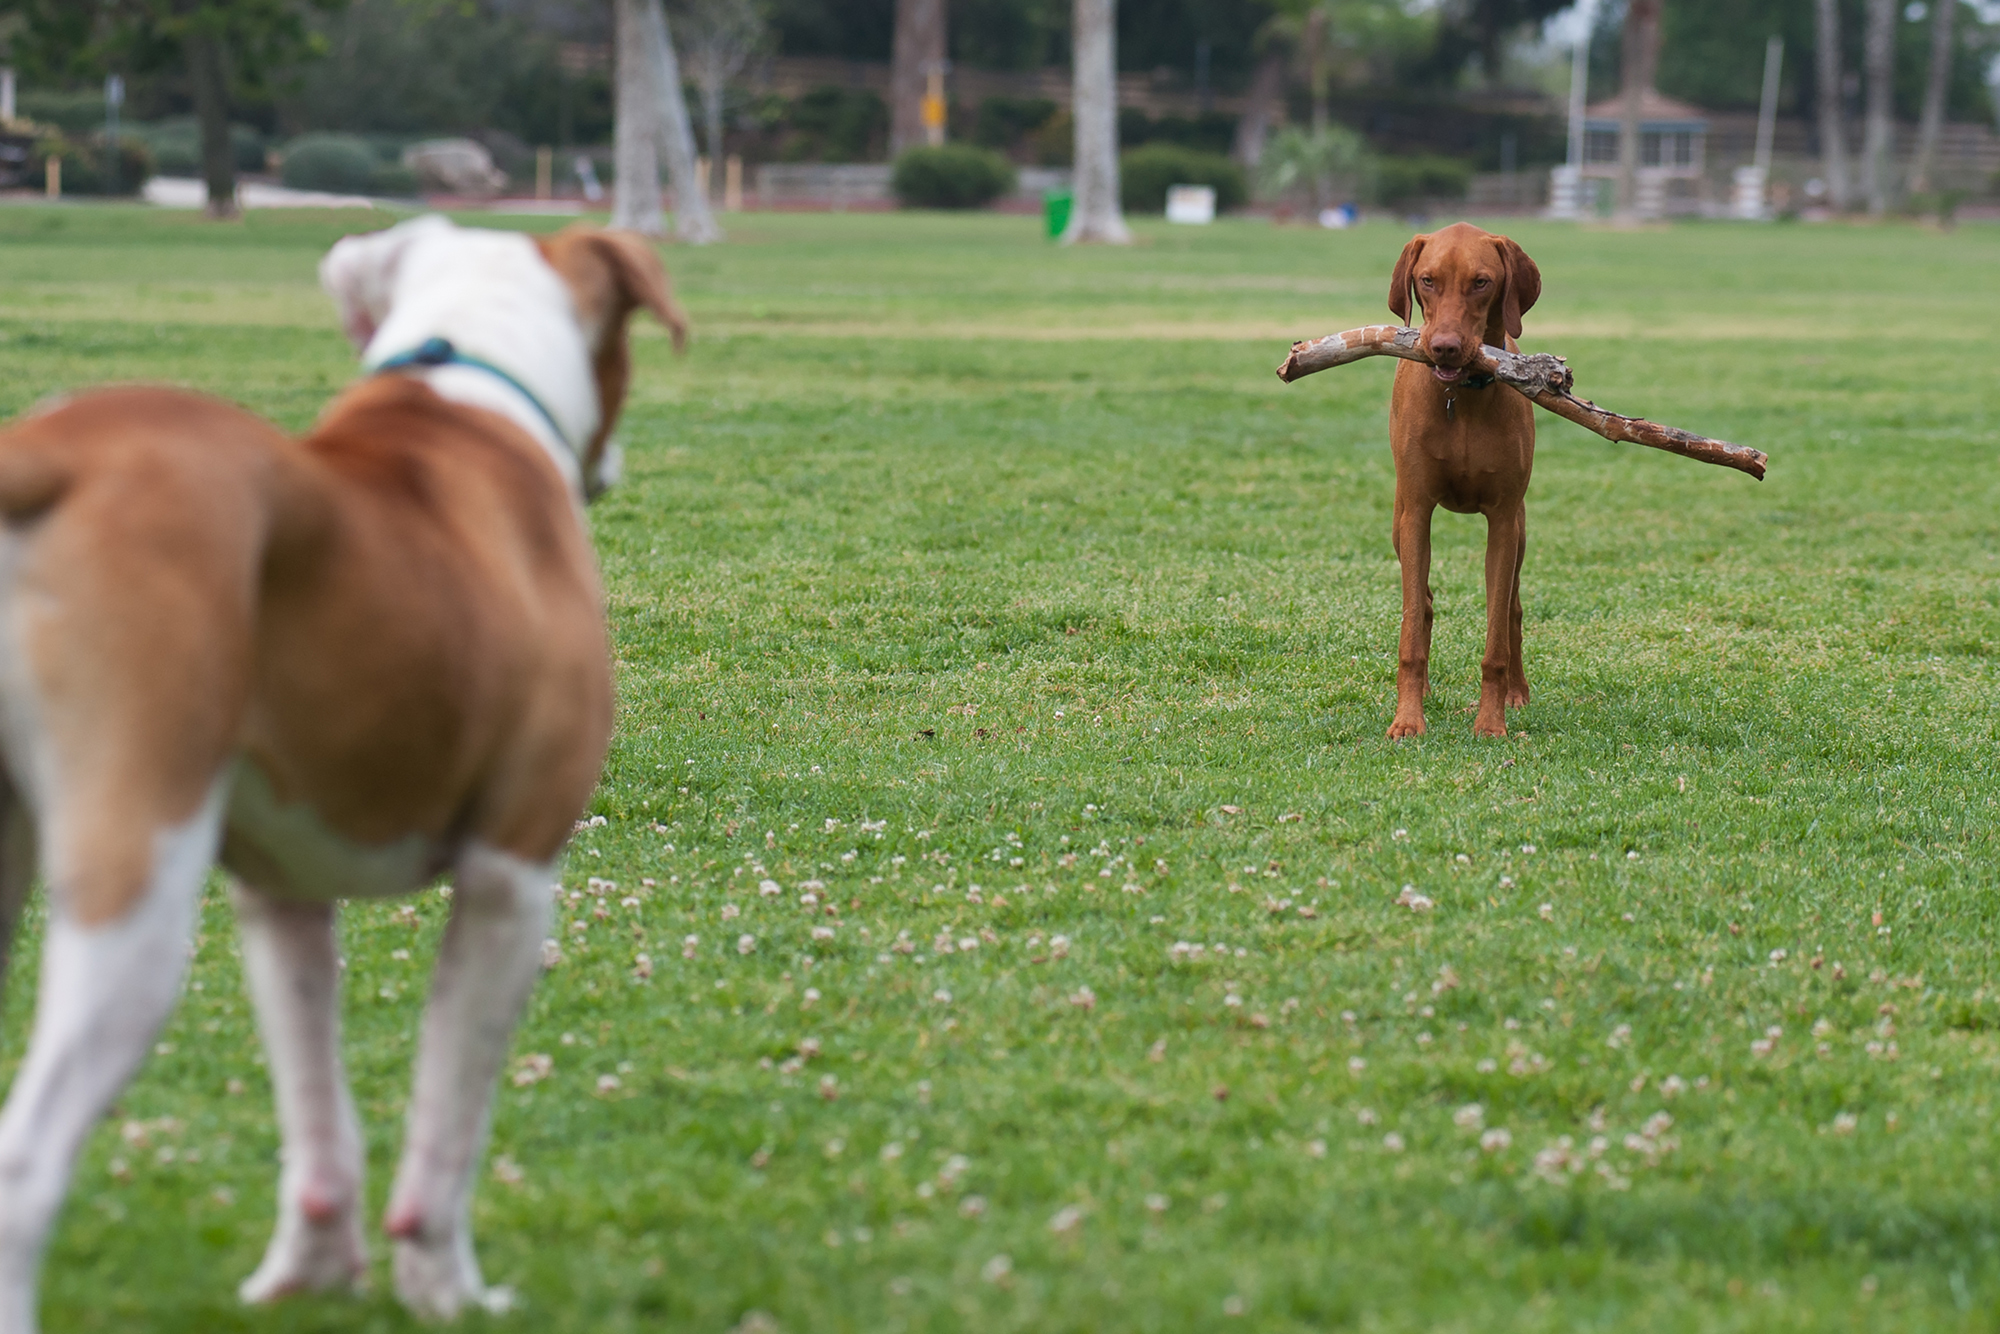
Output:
1430,364,1466,383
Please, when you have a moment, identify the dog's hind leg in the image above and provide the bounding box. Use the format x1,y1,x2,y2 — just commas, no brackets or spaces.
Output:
384,842,552,1319
233,888,367,1304
0,780,227,1334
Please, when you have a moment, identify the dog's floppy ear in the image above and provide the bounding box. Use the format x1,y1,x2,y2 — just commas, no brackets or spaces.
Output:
1495,235,1541,341
1387,233,1428,325
538,227,691,354
319,214,453,352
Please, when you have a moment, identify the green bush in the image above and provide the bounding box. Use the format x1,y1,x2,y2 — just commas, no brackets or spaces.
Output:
1119,144,1247,214
786,86,888,163
1255,126,1372,204
137,119,266,176
31,135,151,196
1375,155,1471,208
892,144,1017,210
280,133,380,193
16,90,108,136
369,163,422,196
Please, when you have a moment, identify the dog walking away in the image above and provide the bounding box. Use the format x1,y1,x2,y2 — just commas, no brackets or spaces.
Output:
1382,222,1541,739
0,216,686,1330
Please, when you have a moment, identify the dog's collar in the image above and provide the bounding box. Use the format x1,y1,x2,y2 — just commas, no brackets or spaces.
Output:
374,336,572,451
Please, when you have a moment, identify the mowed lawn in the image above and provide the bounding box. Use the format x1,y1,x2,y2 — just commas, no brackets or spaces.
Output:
1,204,1998,1333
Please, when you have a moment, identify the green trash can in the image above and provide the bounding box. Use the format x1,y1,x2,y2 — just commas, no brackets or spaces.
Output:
1044,190,1072,239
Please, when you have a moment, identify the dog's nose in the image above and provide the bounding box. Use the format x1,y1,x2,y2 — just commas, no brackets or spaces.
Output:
1428,334,1462,362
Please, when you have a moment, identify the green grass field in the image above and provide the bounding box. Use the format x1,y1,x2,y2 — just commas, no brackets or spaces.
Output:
1,205,1998,1332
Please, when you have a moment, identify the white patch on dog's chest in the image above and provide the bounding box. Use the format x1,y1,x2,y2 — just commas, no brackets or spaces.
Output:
222,759,441,901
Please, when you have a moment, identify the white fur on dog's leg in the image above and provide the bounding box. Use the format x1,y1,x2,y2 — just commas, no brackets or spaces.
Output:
385,843,551,1319
232,888,367,1304
0,785,227,1334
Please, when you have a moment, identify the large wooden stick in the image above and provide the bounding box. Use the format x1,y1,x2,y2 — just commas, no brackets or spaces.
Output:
1276,325,1767,481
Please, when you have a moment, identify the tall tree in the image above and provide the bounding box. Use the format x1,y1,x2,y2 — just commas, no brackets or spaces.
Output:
1614,0,1661,219
1860,0,1893,213
0,0,340,218
1231,45,1286,166
889,0,944,155
613,0,665,234
673,0,765,196
1813,0,1851,208
640,0,721,240
1063,0,1128,243
1908,0,1955,194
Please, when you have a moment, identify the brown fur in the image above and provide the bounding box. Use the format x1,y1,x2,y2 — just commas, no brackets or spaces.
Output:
0,224,676,925
1382,222,1542,739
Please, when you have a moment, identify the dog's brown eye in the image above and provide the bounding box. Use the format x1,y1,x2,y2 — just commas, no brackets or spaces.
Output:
1473,278,1490,289
1420,277,1434,288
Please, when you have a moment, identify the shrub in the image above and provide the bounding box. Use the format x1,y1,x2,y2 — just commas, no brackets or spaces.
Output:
786,86,888,163
1119,144,1246,214
1375,155,1471,208
31,134,151,196
280,133,380,194
138,119,266,176
972,96,1058,151
370,163,422,196
1255,126,1371,205
892,145,1017,209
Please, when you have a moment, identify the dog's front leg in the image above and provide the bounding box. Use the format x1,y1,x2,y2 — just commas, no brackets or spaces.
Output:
233,888,367,1304
384,843,552,1319
1388,495,1435,738
0,784,226,1334
1476,500,1527,736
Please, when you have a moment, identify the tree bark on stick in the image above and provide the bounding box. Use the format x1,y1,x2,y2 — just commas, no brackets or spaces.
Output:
1614,0,1661,220
890,0,946,156
1814,0,1851,209
1909,0,1957,194
1275,325,1767,480
1861,0,1895,214
641,0,723,243
1063,0,1131,244
613,0,665,235
184,28,237,220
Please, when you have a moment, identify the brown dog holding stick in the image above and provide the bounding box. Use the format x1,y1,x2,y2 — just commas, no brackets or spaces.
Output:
1383,222,1541,739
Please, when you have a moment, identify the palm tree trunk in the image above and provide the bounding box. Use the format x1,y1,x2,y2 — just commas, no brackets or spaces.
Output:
1232,51,1284,166
891,0,946,156
1814,0,1852,209
1063,0,1130,243
702,80,725,197
613,0,664,234
1908,0,1956,194
1614,0,1661,219
641,0,723,243
184,29,238,220
1862,0,1894,213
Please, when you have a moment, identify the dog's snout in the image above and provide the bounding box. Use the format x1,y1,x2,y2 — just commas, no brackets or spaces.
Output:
1427,333,1463,363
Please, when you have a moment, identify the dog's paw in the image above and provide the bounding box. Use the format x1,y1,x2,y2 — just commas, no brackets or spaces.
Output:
1505,683,1531,709
238,1216,367,1304
1386,715,1427,739
1472,714,1508,738
393,1233,495,1321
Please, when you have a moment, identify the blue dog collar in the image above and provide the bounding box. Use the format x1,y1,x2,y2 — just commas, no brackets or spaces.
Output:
374,336,571,450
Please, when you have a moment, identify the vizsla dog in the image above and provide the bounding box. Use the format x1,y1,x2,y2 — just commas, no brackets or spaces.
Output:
0,216,685,1331
1383,222,1541,739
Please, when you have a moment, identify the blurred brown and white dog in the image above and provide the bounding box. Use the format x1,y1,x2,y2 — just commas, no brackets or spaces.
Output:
0,216,685,1330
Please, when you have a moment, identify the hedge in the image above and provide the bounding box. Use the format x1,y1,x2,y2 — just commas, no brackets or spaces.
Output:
892,145,1017,209
1119,144,1247,214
